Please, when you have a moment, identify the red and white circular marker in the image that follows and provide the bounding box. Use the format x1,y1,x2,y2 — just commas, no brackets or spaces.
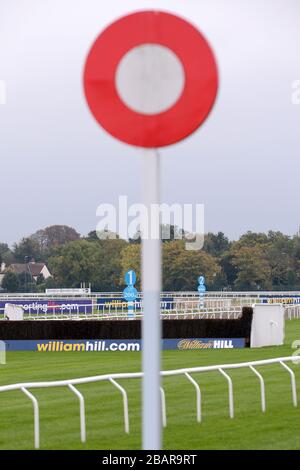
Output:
83,11,218,147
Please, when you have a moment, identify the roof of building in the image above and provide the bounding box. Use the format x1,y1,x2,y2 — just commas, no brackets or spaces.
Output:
8,262,48,277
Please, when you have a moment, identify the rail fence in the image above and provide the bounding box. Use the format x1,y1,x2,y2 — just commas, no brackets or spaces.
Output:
1,290,300,299
0,356,299,449
0,298,245,320
285,304,300,320
0,300,299,320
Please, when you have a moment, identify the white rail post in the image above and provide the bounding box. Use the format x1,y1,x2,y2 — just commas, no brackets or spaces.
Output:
218,369,234,419
109,378,130,434
185,372,202,423
249,365,266,413
0,340,6,365
160,387,167,428
280,361,298,407
68,384,86,443
21,387,40,449
142,149,162,450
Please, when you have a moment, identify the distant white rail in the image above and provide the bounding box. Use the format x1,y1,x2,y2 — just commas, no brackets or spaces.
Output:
1,290,300,300
0,356,299,449
285,304,300,320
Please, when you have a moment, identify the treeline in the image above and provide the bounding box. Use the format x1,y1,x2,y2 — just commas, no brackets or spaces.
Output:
1,225,300,292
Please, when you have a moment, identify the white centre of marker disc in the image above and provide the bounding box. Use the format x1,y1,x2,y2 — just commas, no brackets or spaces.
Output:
115,44,185,115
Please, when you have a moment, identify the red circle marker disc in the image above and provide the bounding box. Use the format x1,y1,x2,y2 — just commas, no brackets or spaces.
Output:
83,11,218,148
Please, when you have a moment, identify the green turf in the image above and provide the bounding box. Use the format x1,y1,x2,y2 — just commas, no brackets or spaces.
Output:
0,320,300,450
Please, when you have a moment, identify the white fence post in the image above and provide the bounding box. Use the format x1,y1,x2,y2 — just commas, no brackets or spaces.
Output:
218,368,234,419
279,361,298,407
0,341,6,365
68,384,86,443
21,387,40,449
249,365,266,413
109,378,130,434
185,372,201,423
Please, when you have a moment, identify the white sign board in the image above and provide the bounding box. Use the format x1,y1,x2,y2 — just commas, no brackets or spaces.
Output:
250,304,285,348
46,288,91,295
5,303,24,321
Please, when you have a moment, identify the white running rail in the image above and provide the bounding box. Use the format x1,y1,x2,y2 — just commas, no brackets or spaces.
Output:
0,300,244,320
0,356,299,449
0,300,299,321
285,304,300,320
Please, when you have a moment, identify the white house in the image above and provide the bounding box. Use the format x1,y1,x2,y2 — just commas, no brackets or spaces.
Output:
0,261,52,286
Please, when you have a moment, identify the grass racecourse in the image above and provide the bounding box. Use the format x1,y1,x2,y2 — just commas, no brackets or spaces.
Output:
0,320,300,450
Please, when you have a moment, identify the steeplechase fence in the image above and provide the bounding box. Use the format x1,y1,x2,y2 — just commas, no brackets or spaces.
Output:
0,355,299,449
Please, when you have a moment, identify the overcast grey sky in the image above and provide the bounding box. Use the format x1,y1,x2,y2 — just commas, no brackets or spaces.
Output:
0,0,300,246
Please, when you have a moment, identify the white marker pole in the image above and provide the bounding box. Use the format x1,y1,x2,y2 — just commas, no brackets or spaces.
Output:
142,148,162,450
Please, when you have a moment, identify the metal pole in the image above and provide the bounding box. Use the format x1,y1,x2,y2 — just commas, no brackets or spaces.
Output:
142,148,161,450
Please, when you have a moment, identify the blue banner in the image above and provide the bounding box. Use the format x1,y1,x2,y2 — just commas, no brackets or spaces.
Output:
96,297,141,310
3,338,245,351
0,299,93,315
260,294,300,305
163,338,245,350
96,296,174,311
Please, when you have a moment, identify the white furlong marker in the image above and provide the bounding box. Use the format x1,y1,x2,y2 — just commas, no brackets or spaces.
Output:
83,10,218,449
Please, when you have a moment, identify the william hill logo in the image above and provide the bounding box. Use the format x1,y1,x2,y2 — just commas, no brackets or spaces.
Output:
178,339,235,350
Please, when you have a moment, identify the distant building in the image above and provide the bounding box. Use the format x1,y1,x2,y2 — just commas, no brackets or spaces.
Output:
0,261,52,285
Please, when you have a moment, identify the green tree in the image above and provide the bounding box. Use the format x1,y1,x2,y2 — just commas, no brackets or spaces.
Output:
86,230,120,241
234,231,270,248
35,274,57,293
203,232,231,258
18,271,36,293
128,225,184,244
161,225,185,243
209,270,228,290
220,252,237,289
163,240,220,291
13,238,42,262
86,230,99,241
49,240,102,288
230,245,272,290
2,271,19,292
93,238,128,291
0,243,14,265
49,238,127,291
120,244,141,289
265,232,296,289
30,225,80,259
121,240,221,292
